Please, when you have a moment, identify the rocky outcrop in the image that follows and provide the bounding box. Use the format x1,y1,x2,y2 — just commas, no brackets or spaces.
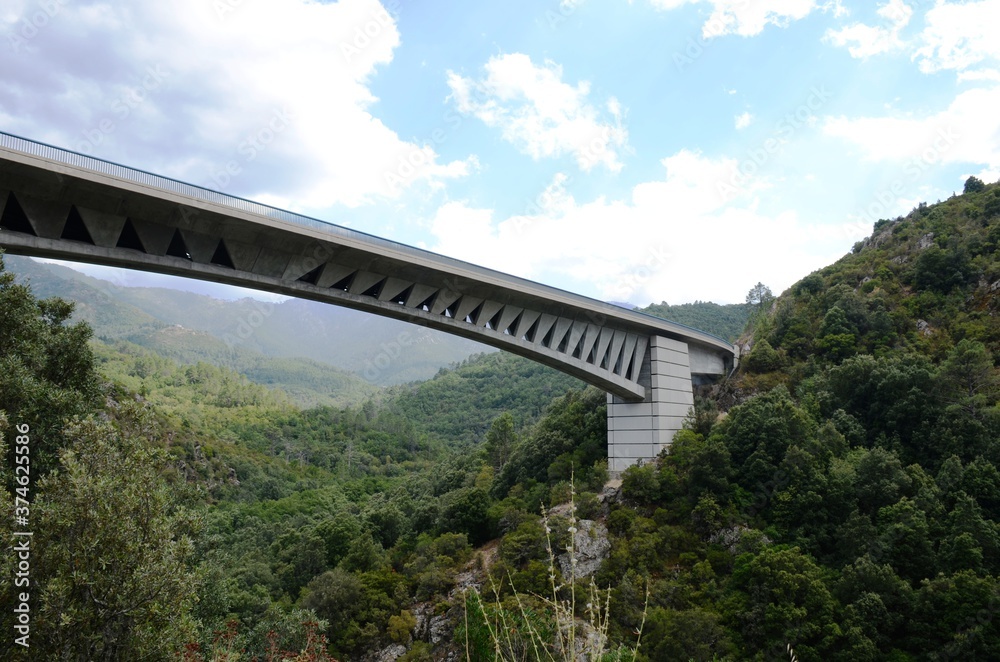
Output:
557,519,612,579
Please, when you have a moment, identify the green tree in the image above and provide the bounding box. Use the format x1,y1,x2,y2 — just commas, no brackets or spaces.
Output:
744,338,782,373
940,339,998,414
387,609,416,644
28,400,200,660
816,306,856,361
746,282,775,332
964,176,986,194
729,546,840,660
714,386,814,491
0,253,99,476
301,567,364,652
746,282,775,307
438,487,491,545
644,607,734,661
485,411,517,472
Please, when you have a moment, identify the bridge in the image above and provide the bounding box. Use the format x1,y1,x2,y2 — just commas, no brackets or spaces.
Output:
0,131,736,471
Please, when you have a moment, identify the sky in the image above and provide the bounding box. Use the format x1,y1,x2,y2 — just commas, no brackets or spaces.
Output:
2,0,999,306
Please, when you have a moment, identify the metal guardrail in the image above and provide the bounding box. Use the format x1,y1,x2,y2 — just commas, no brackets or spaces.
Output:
0,130,734,349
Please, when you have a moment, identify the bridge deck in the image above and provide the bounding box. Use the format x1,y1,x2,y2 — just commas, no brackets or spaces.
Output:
0,131,735,404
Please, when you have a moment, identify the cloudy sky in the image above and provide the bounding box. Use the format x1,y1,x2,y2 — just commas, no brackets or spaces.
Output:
2,0,998,305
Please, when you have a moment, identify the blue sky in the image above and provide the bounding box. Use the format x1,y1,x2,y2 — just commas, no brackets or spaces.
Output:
2,0,998,305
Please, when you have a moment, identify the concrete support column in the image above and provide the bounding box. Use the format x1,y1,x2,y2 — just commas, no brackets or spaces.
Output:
607,336,694,472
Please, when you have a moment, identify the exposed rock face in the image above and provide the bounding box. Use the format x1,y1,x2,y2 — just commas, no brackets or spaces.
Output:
557,519,611,579
368,643,406,662
918,232,935,249
710,525,772,555
413,603,453,646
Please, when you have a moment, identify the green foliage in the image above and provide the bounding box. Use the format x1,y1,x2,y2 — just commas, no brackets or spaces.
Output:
388,609,417,643
638,300,752,342
913,244,974,293
729,547,839,660
0,253,100,476
485,411,517,472
744,338,782,373
621,464,660,505
715,386,814,490
26,401,199,660
389,351,583,445
438,487,492,545
643,607,734,661
494,387,608,498
965,176,986,194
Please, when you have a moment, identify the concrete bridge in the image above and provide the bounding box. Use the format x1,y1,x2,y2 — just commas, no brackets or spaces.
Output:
0,131,736,471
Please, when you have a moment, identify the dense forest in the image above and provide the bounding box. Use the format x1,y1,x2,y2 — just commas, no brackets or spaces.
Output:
637,300,751,343
1,176,999,660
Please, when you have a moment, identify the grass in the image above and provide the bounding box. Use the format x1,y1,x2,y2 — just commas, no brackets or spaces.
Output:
462,480,647,661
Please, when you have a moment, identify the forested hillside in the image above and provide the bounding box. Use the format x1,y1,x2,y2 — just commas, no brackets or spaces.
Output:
6,255,488,386
2,177,999,661
604,177,1000,660
638,300,752,342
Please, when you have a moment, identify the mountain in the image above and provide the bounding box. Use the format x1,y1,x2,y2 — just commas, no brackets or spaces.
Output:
6,255,490,386
748,177,1000,373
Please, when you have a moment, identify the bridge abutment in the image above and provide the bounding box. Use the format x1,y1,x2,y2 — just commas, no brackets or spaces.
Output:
607,336,694,472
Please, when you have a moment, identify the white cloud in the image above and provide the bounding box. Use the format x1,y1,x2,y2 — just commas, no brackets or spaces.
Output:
823,86,1000,172
649,0,827,38
447,53,629,172
824,0,912,59
0,0,474,208
914,0,1000,75
735,112,753,129
973,168,1000,185
824,0,1000,78
427,151,862,304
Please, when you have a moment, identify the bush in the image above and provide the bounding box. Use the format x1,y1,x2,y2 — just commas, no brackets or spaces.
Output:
744,339,782,373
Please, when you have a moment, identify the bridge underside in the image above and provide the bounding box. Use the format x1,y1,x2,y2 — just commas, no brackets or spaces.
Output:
0,136,735,469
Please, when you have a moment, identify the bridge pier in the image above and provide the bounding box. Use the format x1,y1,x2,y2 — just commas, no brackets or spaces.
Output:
607,336,694,472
